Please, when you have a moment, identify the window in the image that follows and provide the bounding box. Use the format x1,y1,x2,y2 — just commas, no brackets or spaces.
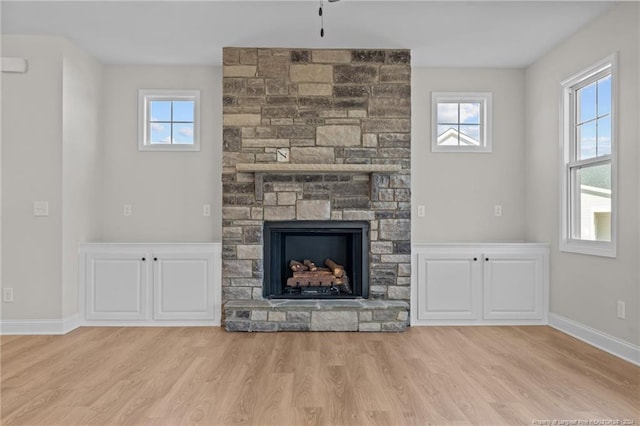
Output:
560,54,616,257
431,92,492,153
138,90,200,151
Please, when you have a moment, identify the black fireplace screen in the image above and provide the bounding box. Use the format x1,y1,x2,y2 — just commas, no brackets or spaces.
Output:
263,221,369,299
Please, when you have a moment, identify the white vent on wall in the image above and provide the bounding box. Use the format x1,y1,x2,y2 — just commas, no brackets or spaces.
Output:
1,57,28,73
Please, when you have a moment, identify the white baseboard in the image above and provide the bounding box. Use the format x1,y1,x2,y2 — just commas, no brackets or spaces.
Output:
1,314,81,335
80,320,220,327
1,315,220,335
63,313,81,334
548,313,640,366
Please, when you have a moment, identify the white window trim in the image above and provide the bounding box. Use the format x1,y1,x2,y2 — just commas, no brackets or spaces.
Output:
431,92,492,153
559,53,617,258
138,89,201,152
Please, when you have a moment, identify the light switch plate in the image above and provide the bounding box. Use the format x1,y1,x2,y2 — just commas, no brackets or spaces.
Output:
33,201,49,216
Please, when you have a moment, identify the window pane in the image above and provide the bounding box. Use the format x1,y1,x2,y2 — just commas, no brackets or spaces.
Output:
437,124,458,145
149,122,171,144
437,103,458,124
597,115,611,156
173,123,194,145
150,101,171,122
573,163,612,241
173,101,194,122
577,82,596,123
459,103,480,124
597,75,611,116
577,121,597,160
459,125,480,145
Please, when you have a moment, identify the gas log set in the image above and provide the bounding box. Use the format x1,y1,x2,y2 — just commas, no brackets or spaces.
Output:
286,258,352,295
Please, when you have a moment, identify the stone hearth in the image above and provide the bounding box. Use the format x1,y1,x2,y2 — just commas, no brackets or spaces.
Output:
222,48,411,331
225,300,409,332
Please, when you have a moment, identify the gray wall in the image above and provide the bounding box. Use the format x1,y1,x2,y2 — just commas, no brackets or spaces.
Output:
1,35,102,320
525,2,639,345
100,65,222,242
412,68,526,243
62,42,103,318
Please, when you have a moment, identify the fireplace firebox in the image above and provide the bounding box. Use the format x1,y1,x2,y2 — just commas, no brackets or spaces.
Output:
264,221,369,299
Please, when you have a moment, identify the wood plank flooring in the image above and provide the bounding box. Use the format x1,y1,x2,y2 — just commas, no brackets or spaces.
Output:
2,326,638,425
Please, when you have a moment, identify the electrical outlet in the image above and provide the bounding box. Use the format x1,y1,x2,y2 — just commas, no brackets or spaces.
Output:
617,300,626,319
203,204,211,217
3,288,14,303
494,205,503,217
417,205,425,217
123,204,132,217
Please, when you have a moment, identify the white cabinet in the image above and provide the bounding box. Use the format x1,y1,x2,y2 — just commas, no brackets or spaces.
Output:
81,243,221,325
415,250,482,320
153,253,212,320
412,244,548,325
482,250,545,320
85,251,148,320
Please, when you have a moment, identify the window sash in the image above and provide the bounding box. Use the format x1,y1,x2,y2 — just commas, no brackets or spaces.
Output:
560,54,616,257
568,68,612,163
431,92,492,153
568,157,611,241
138,90,200,152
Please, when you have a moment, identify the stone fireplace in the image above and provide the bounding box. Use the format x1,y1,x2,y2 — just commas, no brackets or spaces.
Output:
222,48,411,331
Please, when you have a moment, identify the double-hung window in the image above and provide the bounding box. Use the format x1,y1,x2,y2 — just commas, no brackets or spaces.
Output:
138,90,200,151
560,55,616,257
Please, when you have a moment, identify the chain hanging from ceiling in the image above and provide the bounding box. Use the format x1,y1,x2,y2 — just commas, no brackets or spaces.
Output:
319,0,325,37
319,0,340,38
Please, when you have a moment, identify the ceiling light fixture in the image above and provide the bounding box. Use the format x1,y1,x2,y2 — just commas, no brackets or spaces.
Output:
319,0,340,38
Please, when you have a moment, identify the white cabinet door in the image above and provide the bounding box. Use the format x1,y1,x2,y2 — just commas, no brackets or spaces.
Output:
482,251,545,320
152,252,214,320
86,252,149,320
416,251,482,320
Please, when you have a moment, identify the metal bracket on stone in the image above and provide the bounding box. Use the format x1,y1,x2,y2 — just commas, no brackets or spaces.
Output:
370,173,378,201
255,172,264,202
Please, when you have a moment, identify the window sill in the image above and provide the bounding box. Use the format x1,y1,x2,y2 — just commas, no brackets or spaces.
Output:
431,145,492,153
138,144,200,152
559,239,616,258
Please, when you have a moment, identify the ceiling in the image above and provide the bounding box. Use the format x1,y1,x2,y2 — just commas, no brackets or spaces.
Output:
1,1,616,68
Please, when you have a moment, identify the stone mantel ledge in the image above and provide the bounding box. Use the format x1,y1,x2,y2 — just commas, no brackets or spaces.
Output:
235,163,403,174
236,163,404,201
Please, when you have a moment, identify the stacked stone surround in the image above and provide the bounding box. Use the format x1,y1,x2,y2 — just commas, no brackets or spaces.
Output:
225,300,409,332
222,48,411,331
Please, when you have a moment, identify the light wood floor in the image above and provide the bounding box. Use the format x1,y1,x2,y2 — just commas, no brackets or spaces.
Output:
1,326,638,425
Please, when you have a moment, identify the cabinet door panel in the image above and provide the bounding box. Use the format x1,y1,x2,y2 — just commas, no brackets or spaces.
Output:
153,254,214,320
86,255,148,320
483,253,544,320
417,252,481,320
